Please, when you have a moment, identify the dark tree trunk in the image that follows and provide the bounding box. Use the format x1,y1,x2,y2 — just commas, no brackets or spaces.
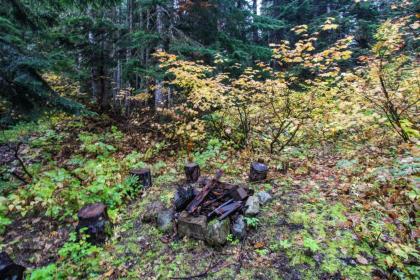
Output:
76,203,110,245
184,163,200,183
252,0,259,43
130,168,152,188
0,252,25,280
249,162,268,182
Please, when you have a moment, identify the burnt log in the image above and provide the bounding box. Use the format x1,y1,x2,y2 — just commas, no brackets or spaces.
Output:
184,163,200,183
130,168,152,188
249,162,268,182
207,199,243,220
197,176,210,187
0,252,25,280
230,186,248,201
174,186,196,212
76,203,110,245
186,170,223,214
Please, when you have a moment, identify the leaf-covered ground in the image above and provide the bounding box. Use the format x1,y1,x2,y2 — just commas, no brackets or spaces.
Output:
0,115,418,279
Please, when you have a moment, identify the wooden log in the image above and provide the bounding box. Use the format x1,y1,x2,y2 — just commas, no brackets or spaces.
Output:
186,185,212,214
174,186,196,212
0,252,25,280
218,201,242,220
249,162,268,182
130,168,152,188
76,203,110,245
186,170,223,214
184,163,200,183
229,186,248,201
197,176,210,187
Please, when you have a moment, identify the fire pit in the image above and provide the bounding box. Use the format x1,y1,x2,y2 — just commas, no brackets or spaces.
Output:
171,165,263,246
175,170,252,221
140,162,271,246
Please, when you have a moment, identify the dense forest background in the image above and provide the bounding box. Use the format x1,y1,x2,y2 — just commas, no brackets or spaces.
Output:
0,0,419,279
1,0,415,119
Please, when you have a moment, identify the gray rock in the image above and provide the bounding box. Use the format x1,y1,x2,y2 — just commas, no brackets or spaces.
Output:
245,195,260,216
257,191,272,205
142,201,164,223
206,219,230,246
232,215,246,239
157,210,174,233
178,211,207,240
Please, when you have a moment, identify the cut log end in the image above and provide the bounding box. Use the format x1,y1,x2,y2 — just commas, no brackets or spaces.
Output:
0,252,25,280
184,162,200,183
77,203,110,245
249,162,268,182
130,168,152,188
78,203,106,219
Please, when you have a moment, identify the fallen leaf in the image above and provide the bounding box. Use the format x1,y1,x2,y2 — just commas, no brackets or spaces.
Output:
254,241,265,249
356,254,369,265
103,269,114,277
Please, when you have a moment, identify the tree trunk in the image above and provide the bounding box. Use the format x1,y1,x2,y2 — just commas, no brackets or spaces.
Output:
252,0,259,43
154,4,165,109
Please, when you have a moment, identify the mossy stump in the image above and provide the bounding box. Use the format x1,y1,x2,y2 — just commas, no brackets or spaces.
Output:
76,203,110,245
0,252,25,280
130,168,152,188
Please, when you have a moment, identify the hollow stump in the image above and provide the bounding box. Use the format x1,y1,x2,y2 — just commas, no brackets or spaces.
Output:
76,203,110,245
249,162,268,182
184,163,200,183
130,168,152,188
0,252,25,280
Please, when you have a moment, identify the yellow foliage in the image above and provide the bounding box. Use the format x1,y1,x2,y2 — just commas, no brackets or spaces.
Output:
153,25,356,151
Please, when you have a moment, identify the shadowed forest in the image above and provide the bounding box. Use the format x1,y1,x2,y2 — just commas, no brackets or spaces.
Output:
0,0,419,279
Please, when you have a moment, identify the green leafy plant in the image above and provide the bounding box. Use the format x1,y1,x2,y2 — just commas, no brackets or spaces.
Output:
193,138,224,167
244,217,260,229
0,196,11,234
255,248,269,256
29,264,57,280
303,236,320,253
226,234,240,245
270,239,292,252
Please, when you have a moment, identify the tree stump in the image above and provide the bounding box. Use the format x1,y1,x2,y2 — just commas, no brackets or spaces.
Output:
249,162,268,182
0,252,25,280
184,163,200,183
130,168,152,188
76,203,110,245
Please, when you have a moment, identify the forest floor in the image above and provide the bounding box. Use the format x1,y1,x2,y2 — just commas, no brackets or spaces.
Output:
0,114,418,279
